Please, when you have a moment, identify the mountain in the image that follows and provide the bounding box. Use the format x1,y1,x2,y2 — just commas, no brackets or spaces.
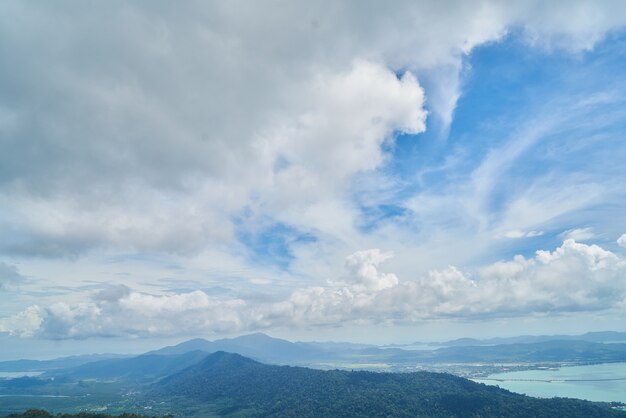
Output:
147,332,328,363
356,340,626,365
7,333,626,381
150,351,622,417
427,340,626,363
145,334,626,368
432,331,626,347
147,337,212,355
48,350,209,382
0,353,130,372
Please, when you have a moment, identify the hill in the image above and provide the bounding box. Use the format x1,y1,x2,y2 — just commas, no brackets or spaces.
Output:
3,411,151,418
324,340,626,367
427,340,626,363
145,333,626,368
431,331,626,347
48,351,208,382
0,354,130,373
366,340,626,365
150,351,623,417
147,332,326,363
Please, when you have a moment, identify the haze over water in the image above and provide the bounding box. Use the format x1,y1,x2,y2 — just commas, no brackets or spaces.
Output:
475,363,626,403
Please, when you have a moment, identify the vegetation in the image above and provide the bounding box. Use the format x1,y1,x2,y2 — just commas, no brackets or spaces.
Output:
2,410,158,418
150,351,624,417
3,344,626,417
49,351,209,383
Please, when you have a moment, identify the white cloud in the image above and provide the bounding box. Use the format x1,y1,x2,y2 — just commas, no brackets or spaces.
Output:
0,306,43,337
561,227,595,241
0,59,425,256
262,60,426,206
4,239,626,339
618,233,626,248
2,1,626,340
500,230,544,239
1,1,625,257
32,289,247,340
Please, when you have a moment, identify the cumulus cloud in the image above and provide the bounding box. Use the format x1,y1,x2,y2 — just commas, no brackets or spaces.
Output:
1,1,626,256
617,233,626,248
3,239,626,339
260,60,426,206
0,306,43,337
20,288,247,340
340,249,399,292
2,1,626,340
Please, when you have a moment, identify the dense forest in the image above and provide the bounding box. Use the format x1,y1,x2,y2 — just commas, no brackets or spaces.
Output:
2,411,157,418
150,351,624,417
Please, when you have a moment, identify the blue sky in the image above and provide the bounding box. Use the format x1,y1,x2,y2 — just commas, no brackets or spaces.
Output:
2,1,626,358
380,31,626,262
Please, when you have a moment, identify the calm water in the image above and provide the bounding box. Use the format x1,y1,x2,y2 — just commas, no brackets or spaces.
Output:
0,394,70,398
0,371,43,378
473,362,626,403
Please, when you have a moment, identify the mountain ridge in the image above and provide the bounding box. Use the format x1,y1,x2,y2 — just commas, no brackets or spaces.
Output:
146,332,327,363
150,351,623,417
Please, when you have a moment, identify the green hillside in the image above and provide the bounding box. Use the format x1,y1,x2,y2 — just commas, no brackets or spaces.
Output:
151,351,624,417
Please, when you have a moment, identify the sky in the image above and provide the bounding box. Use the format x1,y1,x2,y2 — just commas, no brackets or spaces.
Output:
2,0,626,360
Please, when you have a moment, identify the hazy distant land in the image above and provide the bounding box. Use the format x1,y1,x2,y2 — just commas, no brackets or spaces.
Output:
2,332,626,416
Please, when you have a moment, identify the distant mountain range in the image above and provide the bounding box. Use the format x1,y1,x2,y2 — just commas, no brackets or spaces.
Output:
426,331,626,347
2,335,615,387
46,350,209,383
4,331,626,377
415,340,626,363
0,353,130,372
149,351,623,417
3,335,626,417
146,332,328,363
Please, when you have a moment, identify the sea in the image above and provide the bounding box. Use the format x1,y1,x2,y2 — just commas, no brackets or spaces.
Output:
473,362,626,403
0,371,43,378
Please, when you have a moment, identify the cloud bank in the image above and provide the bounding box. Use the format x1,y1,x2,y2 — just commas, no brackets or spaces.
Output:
2,1,626,342
1,0,626,257
3,238,625,339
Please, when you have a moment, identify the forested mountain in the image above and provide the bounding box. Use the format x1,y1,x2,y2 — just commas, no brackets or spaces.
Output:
147,333,327,363
3,411,152,418
145,333,626,366
0,354,130,373
150,351,623,417
48,351,209,382
6,332,626,378
4,335,626,417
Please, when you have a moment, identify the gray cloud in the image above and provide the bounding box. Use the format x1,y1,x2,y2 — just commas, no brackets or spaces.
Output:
1,1,626,257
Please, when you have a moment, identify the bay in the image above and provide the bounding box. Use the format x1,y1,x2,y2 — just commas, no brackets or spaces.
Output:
0,371,44,378
473,362,626,403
